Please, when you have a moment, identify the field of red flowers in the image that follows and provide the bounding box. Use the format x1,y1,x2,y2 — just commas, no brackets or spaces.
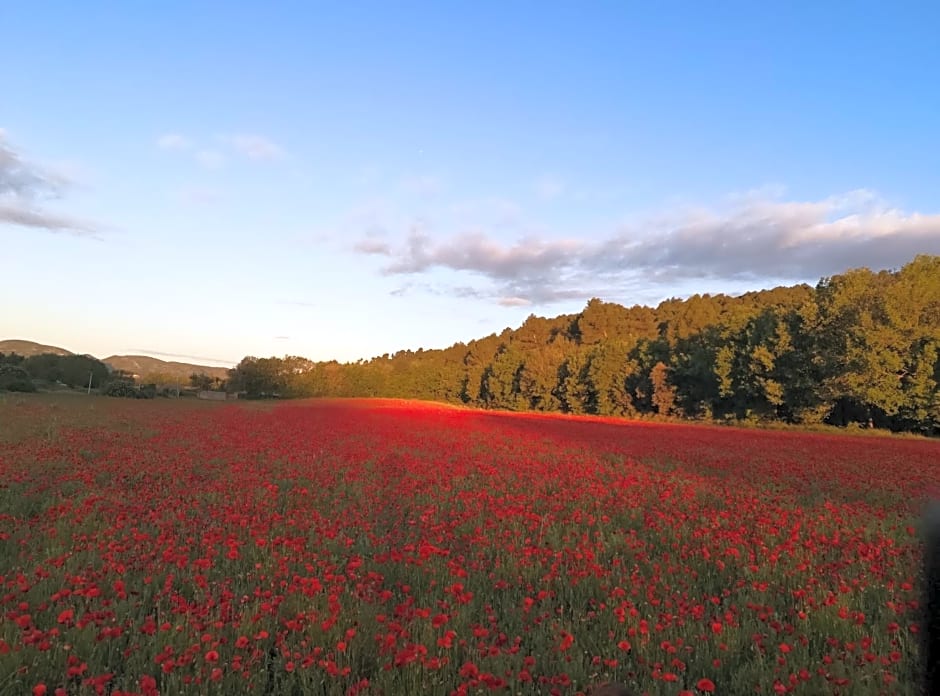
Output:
1,395,938,695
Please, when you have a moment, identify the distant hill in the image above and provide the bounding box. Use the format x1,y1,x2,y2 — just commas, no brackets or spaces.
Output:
103,355,229,383
0,339,230,383
0,339,74,357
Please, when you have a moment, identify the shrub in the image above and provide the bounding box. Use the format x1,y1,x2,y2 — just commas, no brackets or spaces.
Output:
0,365,36,392
103,380,138,398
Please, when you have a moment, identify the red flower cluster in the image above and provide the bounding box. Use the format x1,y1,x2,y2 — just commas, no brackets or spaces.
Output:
1,398,936,694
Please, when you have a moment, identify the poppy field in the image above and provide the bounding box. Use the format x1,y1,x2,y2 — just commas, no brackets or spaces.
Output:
1,396,938,695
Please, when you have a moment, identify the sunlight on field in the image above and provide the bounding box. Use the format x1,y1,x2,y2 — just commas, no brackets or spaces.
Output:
0,393,221,444
1,398,937,695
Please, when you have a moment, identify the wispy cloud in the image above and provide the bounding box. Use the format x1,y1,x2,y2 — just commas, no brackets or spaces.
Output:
355,189,940,305
176,186,223,205
374,227,581,279
498,296,532,307
354,237,392,255
124,349,236,365
387,280,580,306
156,133,191,151
0,205,96,235
226,134,285,161
0,132,98,236
595,189,940,282
157,132,285,167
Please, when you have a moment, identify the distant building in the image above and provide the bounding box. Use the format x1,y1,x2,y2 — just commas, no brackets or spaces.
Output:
197,390,238,401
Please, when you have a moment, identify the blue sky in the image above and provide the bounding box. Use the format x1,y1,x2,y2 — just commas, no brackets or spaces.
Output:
3,2,940,366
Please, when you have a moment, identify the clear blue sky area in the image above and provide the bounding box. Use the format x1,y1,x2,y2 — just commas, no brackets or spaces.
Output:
3,2,939,365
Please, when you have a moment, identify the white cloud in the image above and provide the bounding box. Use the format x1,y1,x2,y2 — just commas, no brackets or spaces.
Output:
0,132,97,236
498,296,532,307
156,133,192,151
157,132,285,166
227,134,285,161
354,189,940,305
354,237,392,255
595,188,940,281
0,204,96,235
382,228,582,279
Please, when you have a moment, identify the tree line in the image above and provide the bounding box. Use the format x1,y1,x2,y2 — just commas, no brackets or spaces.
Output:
227,256,940,435
0,353,185,398
0,353,110,392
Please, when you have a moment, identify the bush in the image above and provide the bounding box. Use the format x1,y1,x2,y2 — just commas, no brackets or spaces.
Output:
104,380,157,399
103,380,138,398
2,378,37,392
0,365,36,392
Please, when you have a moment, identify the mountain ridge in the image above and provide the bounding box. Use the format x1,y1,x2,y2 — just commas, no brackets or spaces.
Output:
0,340,230,382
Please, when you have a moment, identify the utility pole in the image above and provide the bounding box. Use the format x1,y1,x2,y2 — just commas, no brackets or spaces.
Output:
87,371,94,395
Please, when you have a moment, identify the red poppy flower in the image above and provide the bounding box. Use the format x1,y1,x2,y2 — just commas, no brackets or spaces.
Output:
697,677,716,692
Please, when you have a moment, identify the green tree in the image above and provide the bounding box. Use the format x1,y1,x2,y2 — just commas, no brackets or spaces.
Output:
557,347,591,414
650,361,676,416
228,356,285,398
0,364,36,392
816,267,909,424
480,343,526,410
22,353,109,389
582,340,639,416
190,372,214,390
671,327,722,418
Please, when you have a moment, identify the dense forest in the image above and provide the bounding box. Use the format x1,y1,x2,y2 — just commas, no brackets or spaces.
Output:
227,255,940,435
